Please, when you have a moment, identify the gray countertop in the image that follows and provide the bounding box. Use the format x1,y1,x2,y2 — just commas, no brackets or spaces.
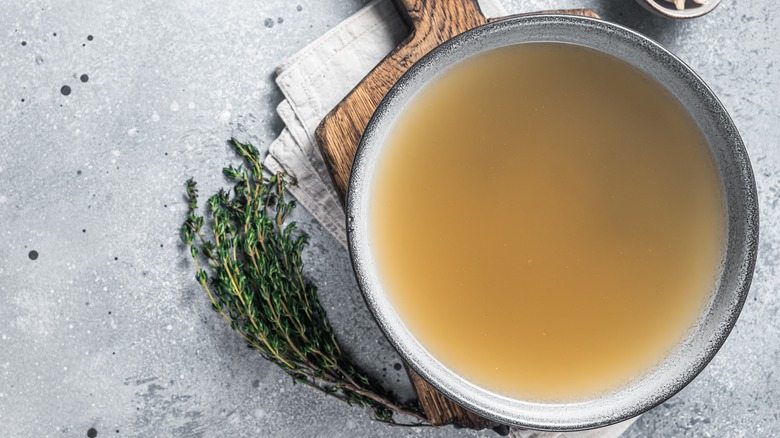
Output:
1,0,778,437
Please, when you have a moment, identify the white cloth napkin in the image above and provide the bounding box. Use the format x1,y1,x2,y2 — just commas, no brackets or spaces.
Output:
262,1,638,436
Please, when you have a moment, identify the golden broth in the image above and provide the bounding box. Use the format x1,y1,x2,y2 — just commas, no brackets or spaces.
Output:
369,43,725,401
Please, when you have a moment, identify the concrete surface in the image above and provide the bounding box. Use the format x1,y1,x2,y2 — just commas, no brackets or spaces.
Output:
0,0,778,437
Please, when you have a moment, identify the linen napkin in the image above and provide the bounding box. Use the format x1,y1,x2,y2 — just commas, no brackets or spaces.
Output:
262,1,638,436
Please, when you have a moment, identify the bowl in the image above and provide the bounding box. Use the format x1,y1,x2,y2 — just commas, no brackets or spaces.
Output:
346,15,757,430
636,0,723,19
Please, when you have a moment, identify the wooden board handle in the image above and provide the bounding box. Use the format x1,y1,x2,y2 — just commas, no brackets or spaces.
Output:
314,1,600,429
394,0,487,33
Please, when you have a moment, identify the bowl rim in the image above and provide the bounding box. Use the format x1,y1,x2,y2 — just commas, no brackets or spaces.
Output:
346,14,758,430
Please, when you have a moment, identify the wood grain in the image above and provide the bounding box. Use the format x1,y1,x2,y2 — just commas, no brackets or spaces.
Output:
314,0,599,428
407,369,504,430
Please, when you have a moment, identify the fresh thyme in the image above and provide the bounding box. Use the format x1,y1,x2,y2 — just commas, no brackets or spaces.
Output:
182,139,426,425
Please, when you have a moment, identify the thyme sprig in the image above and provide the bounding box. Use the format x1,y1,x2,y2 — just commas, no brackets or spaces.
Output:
182,139,426,425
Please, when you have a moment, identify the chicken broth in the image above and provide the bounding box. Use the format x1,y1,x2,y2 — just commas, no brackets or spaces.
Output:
369,43,725,400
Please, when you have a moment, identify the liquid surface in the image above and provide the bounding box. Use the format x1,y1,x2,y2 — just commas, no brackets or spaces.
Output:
370,43,725,401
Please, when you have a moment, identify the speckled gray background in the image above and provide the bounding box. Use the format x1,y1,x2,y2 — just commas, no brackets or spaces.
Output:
0,1,777,437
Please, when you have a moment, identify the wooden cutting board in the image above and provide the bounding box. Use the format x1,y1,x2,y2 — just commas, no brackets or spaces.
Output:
315,0,598,429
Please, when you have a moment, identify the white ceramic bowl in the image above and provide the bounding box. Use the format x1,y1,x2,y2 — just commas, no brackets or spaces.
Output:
637,0,723,19
347,14,757,431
